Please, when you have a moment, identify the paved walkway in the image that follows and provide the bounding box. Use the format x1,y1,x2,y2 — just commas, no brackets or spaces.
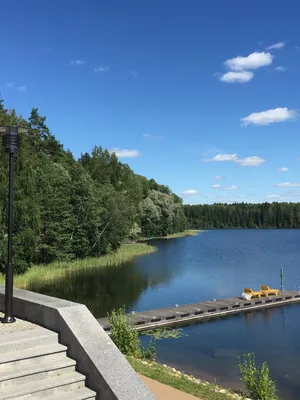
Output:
140,375,201,400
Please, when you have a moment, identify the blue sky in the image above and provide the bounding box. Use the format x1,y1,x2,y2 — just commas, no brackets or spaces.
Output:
1,0,300,204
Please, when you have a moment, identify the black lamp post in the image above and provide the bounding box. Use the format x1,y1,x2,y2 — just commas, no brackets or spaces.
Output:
0,126,26,323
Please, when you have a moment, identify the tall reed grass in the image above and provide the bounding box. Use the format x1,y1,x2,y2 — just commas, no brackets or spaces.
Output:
0,243,156,290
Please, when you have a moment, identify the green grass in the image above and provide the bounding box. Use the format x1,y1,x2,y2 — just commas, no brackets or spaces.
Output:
128,357,244,400
138,230,204,241
161,230,204,239
0,243,156,290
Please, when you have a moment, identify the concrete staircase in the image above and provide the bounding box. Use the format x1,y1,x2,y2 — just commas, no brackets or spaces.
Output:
0,326,96,400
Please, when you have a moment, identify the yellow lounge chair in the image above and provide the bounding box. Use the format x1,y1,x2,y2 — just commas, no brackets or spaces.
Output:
243,288,262,298
261,285,279,296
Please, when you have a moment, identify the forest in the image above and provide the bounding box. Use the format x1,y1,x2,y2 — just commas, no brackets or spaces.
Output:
185,202,300,229
0,98,186,274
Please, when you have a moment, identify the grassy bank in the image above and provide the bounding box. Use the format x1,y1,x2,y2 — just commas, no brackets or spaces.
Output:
161,229,204,239
138,229,204,241
128,357,245,400
0,243,156,290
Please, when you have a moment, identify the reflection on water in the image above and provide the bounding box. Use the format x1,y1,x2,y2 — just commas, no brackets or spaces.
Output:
142,303,300,400
30,262,148,317
35,229,300,399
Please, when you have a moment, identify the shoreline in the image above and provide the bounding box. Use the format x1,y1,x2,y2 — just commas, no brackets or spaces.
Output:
128,357,247,400
0,243,157,290
137,229,204,242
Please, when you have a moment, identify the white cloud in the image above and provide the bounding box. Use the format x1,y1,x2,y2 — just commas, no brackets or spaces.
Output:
265,194,281,199
225,52,273,71
109,148,140,158
94,66,110,72
220,71,254,83
143,133,164,141
70,60,87,66
6,82,27,92
130,70,139,79
181,190,199,197
203,154,265,167
274,66,286,72
267,42,285,50
212,154,238,162
224,185,238,190
277,167,289,172
275,182,300,188
212,184,221,188
241,107,298,126
236,156,265,166
214,176,225,180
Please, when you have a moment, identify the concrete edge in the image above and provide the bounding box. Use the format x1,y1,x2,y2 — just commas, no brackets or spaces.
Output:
0,285,155,400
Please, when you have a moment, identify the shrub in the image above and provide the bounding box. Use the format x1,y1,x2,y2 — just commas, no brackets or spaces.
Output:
108,307,141,357
238,353,278,400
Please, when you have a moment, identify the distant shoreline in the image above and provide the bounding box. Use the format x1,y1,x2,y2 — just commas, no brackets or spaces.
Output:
137,229,204,242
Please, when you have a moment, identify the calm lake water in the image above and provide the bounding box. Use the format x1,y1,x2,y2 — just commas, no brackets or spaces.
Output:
48,229,300,399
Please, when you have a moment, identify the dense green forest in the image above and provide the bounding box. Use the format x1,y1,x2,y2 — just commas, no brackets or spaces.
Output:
0,99,186,274
185,203,300,229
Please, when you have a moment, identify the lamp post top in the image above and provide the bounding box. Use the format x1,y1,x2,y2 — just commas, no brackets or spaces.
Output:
0,126,27,154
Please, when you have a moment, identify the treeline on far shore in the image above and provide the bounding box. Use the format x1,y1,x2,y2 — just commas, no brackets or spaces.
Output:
0,98,186,274
184,202,300,229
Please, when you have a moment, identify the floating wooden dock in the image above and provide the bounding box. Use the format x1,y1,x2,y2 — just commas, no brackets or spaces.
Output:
98,290,300,334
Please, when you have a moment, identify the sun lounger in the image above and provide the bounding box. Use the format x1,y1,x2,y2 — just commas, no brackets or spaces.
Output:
260,285,279,296
243,288,262,298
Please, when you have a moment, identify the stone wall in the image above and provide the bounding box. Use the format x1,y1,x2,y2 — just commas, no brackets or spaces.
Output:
0,285,155,400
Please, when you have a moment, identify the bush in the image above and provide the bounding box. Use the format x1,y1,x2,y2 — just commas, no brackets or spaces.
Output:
108,307,156,361
108,307,141,357
238,353,278,400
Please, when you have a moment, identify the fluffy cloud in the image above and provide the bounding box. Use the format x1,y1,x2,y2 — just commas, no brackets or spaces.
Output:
277,167,289,172
275,182,300,188
204,154,265,167
214,176,226,180
241,107,298,126
70,60,87,65
220,71,254,83
94,66,110,72
212,154,238,162
274,66,286,72
143,133,164,141
225,52,273,71
181,190,199,197
236,156,265,166
211,184,221,188
267,42,285,50
224,185,238,190
109,148,140,158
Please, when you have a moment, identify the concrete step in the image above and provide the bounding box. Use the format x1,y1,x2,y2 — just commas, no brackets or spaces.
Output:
0,356,76,388
34,387,97,400
0,328,58,354
0,342,67,366
0,371,86,400
0,346,69,370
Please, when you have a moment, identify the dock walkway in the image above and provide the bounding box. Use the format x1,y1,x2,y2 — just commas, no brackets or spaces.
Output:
98,290,300,333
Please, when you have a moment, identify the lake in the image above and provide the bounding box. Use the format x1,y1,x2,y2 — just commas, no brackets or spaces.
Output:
50,229,300,399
